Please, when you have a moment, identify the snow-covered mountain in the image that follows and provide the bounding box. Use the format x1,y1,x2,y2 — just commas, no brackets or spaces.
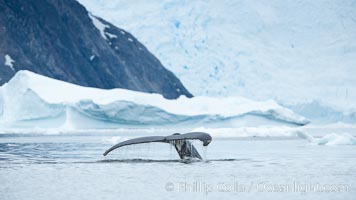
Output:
0,71,308,133
0,0,192,99
78,0,356,112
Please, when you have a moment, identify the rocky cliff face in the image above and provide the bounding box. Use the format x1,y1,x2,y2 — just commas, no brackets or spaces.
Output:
0,0,192,99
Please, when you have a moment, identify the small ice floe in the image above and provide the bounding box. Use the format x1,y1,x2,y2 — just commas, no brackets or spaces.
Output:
120,30,125,35
102,136,128,144
4,54,15,71
128,38,133,42
296,131,356,145
90,55,95,61
6,143,19,147
316,133,356,145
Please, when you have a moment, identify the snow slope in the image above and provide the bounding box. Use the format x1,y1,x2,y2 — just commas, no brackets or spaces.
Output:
78,0,356,113
0,71,308,132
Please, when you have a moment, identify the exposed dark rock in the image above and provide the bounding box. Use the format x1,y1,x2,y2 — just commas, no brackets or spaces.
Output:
0,0,192,99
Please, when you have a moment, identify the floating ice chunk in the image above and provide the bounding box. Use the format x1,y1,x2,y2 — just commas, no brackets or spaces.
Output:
297,131,356,145
128,38,133,42
102,136,128,144
4,54,15,71
120,30,125,35
316,133,356,145
90,55,95,61
6,143,19,147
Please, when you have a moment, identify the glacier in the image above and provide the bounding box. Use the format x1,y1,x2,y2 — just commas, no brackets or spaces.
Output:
78,0,356,120
0,71,309,133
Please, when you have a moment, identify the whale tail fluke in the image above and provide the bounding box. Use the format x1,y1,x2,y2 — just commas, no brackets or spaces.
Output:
103,132,212,160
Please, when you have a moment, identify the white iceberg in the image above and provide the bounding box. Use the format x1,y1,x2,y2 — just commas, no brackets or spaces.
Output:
296,131,356,145
0,71,308,133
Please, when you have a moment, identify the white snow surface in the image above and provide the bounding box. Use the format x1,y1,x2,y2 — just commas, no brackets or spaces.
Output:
78,0,356,112
105,32,117,39
0,71,308,132
88,13,110,40
4,54,15,71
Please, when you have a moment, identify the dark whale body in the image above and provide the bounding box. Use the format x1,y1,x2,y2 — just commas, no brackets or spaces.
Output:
103,132,212,160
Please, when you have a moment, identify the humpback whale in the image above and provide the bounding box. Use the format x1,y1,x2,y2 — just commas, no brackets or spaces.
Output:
103,132,212,160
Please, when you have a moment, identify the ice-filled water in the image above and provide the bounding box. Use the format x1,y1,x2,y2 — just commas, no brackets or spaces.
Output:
1,132,355,200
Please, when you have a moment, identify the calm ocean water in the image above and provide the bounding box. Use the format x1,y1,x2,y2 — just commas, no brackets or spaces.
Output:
0,133,355,199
